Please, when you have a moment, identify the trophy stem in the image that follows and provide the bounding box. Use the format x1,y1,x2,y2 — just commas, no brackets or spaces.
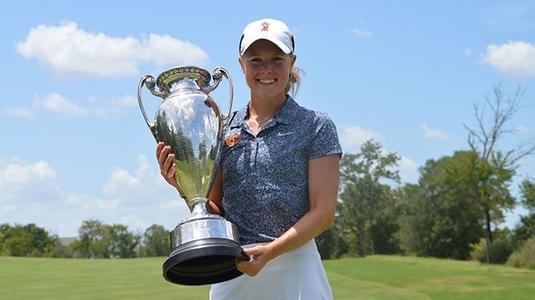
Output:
191,198,208,216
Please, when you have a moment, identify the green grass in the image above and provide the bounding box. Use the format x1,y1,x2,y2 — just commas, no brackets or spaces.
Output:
0,256,208,299
0,255,533,299
324,256,535,300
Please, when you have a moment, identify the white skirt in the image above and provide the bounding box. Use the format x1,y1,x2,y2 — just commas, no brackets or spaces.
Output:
209,239,332,300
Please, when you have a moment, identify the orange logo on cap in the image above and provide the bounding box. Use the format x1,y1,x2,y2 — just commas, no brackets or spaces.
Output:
261,22,270,31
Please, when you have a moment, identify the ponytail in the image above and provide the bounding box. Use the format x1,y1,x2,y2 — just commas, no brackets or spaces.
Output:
286,65,302,97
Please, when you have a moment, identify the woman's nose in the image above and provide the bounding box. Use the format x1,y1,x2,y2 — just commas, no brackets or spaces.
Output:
259,61,274,72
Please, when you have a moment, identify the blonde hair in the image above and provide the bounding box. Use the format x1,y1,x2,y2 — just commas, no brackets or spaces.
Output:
286,63,302,97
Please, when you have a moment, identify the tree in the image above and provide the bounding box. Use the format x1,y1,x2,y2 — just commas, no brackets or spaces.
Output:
464,84,535,262
140,224,169,257
74,219,110,258
513,178,535,248
369,193,401,255
396,183,427,255
73,220,140,258
0,224,8,255
315,227,336,259
316,219,349,259
108,224,139,258
338,140,400,256
24,224,58,257
398,151,485,259
0,223,58,257
519,178,535,211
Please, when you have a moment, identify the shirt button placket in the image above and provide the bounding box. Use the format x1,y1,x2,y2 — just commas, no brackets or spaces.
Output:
255,138,261,165
250,138,258,167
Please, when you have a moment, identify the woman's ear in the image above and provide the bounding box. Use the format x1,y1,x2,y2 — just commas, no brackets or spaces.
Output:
238,57,245,73
290,54,296,67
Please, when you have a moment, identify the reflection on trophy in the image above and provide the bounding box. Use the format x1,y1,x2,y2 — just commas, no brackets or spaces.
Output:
137,66,246,285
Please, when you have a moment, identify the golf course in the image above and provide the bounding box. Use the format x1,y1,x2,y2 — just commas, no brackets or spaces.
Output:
1,255,534,299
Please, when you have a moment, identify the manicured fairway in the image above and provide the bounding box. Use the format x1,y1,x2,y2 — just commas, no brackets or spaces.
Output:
324,256,535,300
1,255,533,299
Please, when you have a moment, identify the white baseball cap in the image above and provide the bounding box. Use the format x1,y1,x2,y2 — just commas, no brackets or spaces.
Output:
239,18,295,55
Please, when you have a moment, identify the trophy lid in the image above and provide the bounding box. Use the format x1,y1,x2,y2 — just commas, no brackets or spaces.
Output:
156,66,211,93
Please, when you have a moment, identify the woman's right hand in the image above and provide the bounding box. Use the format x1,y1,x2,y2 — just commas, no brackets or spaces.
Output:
156,142,179,189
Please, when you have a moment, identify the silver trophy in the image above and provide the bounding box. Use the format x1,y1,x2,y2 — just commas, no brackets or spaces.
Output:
137,66,246,285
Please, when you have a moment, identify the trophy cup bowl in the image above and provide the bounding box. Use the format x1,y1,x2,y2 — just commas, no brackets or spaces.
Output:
137,66,247,285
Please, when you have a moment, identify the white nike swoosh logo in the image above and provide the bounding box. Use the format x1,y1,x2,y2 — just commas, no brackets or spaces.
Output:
277,132,293,137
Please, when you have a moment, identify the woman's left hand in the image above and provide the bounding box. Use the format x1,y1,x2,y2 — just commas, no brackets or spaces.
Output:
235,244,273,276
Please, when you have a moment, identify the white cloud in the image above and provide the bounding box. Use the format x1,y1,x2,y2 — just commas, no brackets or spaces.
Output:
16,22,208,78
339,124,418,183
0,160,57,190
398,155,418,184
4,107,35,118
113,95,138,107
0,159,64,228
339,125,381,153
34,93,89,118
85,94,139,117
103,167,142,195
0,156,189,237
146,34,208,66
6,93,139,119
351,27,372,38
67,194,121,211
483,41,535,77
119,214,150,233
422,124,451,141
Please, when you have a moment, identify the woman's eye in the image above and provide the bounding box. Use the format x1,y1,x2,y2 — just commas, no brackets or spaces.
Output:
272,57,284,65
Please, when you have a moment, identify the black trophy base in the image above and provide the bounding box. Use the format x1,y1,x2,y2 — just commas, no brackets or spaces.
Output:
163,238,248,285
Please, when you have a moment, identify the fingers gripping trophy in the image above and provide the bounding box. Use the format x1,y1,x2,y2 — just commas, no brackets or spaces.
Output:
137,66,247,285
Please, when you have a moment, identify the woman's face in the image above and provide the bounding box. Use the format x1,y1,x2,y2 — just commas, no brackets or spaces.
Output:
239,39,295,101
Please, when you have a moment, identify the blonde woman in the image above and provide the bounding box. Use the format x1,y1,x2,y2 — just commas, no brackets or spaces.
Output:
157,18,341,299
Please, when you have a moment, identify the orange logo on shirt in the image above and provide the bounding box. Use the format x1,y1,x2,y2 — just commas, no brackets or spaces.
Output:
225,132,241,147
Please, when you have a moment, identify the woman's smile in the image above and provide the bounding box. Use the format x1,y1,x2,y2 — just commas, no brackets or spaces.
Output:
258,78,277,85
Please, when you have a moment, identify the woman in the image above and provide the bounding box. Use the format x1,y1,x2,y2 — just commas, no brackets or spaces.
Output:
157,18,342,299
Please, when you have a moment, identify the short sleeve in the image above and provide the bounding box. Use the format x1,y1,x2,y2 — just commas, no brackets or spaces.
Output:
308,113,343,160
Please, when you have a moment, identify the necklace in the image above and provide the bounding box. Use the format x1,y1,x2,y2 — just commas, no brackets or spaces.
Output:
249,116,272,130
247,102,277,131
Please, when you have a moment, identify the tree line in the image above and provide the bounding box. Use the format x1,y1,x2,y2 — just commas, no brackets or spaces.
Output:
0,221,169,259
316,140,534,268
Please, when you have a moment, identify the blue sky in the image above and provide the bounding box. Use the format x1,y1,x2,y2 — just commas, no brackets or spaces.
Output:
1,1,534,237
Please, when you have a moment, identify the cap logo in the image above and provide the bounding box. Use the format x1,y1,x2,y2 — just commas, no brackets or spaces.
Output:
261,21,270,32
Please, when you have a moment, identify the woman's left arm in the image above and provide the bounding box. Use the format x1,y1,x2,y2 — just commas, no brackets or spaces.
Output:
236,154,340,276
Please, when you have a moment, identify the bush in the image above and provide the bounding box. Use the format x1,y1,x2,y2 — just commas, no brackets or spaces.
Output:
470,239,485,261
512,213,535,248
507,237,535,270
470,237,514,264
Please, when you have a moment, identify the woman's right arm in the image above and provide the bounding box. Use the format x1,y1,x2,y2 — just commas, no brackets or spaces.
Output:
156,142,224,215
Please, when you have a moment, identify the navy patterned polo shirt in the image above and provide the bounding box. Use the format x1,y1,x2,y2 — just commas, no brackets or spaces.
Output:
220,96,342,245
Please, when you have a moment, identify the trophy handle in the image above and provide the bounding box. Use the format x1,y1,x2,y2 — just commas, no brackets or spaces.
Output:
205,67,234,121
137,75,162,141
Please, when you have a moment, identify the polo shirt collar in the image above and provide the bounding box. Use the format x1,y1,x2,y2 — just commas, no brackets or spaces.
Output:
273,95,298,125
